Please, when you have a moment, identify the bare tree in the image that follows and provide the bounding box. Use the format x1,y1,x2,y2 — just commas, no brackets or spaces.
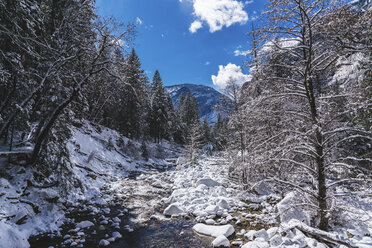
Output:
239,0,372,231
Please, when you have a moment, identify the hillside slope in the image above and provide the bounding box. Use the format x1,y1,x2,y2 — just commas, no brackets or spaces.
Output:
0,121,181,248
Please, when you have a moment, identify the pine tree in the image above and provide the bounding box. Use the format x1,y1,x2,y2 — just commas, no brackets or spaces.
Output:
201,117,210,145
185,121,203,163
121,48,147,138
149,70,169,142
177,92,185,112
180,91,200,127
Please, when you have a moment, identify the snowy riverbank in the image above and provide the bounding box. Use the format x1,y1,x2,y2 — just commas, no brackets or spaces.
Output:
0,122,371,247
0,121,181,248
159,157,372,248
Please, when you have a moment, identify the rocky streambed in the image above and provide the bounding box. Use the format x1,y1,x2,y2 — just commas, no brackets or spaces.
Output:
28,156,281,248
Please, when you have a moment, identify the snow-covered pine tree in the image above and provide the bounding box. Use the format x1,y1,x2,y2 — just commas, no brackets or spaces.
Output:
149,70,169,142
120,48,148,138
177,92,185,112
180,91,200,127
185,120,203,163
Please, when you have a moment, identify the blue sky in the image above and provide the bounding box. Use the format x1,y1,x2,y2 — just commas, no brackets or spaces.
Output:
95,0,267,89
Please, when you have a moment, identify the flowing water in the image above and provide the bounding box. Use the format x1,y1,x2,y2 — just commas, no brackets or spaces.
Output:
29,169,213,248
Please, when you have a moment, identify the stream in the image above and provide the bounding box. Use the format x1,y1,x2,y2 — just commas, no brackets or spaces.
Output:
28,168,214,248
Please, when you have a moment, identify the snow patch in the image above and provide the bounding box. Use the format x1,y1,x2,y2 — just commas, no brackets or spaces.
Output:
0,221,30,248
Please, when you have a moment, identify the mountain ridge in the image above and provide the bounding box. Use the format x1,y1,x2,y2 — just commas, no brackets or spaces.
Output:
165,84,223,124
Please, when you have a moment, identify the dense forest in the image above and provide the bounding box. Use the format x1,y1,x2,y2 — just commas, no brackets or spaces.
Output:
0,0,221,170
0,0,371,247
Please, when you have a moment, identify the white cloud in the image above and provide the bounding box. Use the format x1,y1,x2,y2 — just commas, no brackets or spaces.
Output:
189,20,203,33
205,61,210,65
136,17,143,25
245,0,254,4
212,63,252,89
234,49,251,56
188,0,248,33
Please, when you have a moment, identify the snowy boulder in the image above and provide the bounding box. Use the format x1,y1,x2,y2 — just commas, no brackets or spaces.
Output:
112,232,122,240
253,229,269,241
193,209,208,217
205,205,219,215
196,178,221,187
244,230,257,241
163,204,183,216
253,182,271,195
267,227,278,239
205,219,216,225
269,235,283,247
212,235,230,247
242,241,269,248
172,189,185,197
217,199,229,209
196,184,208,191
76,221,94,229
99,239,110,246
0,222,29,248
193,223,235,237
277,192,310,225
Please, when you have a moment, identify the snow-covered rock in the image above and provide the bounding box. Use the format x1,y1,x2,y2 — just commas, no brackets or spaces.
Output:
217,199,229,209
76,221,94,229
277,192,310,225
205,205,219,215
197,178,221,187
112,231,122,240
193,223,235,237
212,235,230,247
193,209,208,217
253,229,269,241
98,239,110,246
242,240,269,248
205,219,216,225
267,227,278,239
163,204,183,216
269,234,283,247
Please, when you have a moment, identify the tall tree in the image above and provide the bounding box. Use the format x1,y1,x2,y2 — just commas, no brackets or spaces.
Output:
120,48,147,138
149,70,169,142
238,0,372,231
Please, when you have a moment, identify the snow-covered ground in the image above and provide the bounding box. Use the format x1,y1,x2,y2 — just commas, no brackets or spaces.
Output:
0,121,181,248
157,156,372,248
0,122,371,247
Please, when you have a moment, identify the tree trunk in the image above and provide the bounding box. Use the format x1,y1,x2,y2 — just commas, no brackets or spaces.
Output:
316,129,328,231
0,75,16,117
29,88,78,164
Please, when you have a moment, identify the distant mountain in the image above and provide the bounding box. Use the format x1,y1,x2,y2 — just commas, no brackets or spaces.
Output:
165,84,224,124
